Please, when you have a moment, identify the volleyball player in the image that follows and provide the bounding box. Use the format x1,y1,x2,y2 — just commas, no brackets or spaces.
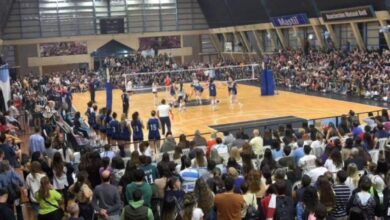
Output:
191,78,204,105
209,78,217,110
227,76,238,104
152,80,158,106
131,111,144,152
177,78,186,111
169,80,177,105
121,89,129,117
165,75,172,93
147,110,161,157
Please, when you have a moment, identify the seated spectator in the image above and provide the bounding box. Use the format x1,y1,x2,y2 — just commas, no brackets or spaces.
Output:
193,178,214,219
160,133,176,153
271,140,284,161
100,144,116,160
192,130,207,147
223,131,235,148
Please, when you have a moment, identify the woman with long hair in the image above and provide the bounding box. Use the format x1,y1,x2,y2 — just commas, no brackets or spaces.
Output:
191,149,207,168
210,148,223,165
317,175,335,213
324,148,344,177
118,113,131,145
263,129,273,146
119,161,138,201
158,152,171,175
302,186,319,220
161,176,185,220
51,152,69,205
26,161,46,214
147,110,161,155
183,192,204,220
35,176,63,220
130,150,141,167
345,163,361,191
177,134,190,149
193,178,214,219
131,111,144,152
230,147,242,165
260,148,277,171
68,171,93,220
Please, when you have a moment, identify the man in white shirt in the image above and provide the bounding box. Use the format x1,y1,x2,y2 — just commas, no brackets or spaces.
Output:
249,129,264,158
157,99,172,136
307,159,328,185
310,133,325,158
298,145,317,174
214,137,229,164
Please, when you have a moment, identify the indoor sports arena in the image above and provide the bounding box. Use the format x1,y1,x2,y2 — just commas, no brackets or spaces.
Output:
0,0,390,220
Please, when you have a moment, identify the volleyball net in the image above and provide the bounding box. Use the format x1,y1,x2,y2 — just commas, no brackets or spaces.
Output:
119,64,262,92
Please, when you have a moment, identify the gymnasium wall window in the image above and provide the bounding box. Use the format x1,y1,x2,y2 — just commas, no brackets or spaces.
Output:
365,22,380,50
2,0,208,40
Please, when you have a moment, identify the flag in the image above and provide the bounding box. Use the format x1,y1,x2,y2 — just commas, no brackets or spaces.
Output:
0,64,10,111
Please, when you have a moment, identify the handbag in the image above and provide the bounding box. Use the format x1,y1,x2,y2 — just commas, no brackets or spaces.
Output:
43,197,64,218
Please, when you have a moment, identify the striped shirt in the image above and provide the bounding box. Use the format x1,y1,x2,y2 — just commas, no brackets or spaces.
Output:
180,168,200,193
332,183,351,218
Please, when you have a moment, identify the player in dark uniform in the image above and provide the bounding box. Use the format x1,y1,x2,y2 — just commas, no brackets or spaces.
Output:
131,111,144,152
121,89,129,118
209,78,217,110
177,79,186,111
147,110,161,156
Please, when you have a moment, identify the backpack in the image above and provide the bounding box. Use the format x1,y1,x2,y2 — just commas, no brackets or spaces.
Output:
245,194,261,220
274,195,294,220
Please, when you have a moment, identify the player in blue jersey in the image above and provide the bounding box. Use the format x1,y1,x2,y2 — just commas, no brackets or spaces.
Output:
208,78,217,110
228,76,238,104
118,113,131,143
191,78,204,105
131,111,144,152
147,110,161,155
107,112,120,143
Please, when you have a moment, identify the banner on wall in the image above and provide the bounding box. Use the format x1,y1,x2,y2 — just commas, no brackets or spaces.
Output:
321,5,375,22
0,64,10,111
40,41,88,57
271,13,309,27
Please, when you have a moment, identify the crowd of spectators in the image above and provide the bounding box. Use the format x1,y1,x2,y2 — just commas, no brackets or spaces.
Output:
270,49,390,102
40,42,88,57
1,49,390,220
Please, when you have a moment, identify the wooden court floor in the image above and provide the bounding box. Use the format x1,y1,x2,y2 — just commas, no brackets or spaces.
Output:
73,83,383,137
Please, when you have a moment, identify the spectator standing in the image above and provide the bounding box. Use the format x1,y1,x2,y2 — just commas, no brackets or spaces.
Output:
92,170,123,220
29,127,45,154
214,176,245,220
121,189,154,220
0,188,15,220
0,133,17,167
298,145,316,174
35,176,63,220
249,129,264,159
26,161,47,214
126,169,153,207
332,170,351,219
